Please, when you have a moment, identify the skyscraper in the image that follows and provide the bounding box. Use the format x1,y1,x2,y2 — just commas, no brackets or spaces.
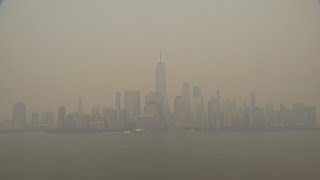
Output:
174,96,187,129
265,104,275,127
192,86,203,128
193,86,202,97
31,112,39,129
115,92,121,121
78,96,83,114
155,53,171,128
250,92,256,127
217,90,222,128
41,112,54,128
124,91,141,122
13,102,26,129
155,53,166,99
57,106,66,128
144,92,163,128
181,83,192,122
208,97,218,129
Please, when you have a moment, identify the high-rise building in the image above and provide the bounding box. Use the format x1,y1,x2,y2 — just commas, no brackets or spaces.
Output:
181,83,192,122
31,112,39,129
279,104,293,128
119,109,128,126
192,86,203,128
13,102,26,129
155,53,171,128
174,96,187,129
115,92,121,120
208,97,219,129
181,83,190,99
208,91,223,130
292,103,316,128
144,92,163,128
103,107,120,129
78,96,84,114
225,98,237,128
250,92,256,127
145,92,162,116
193,86,202,97
155,53,166,99
91,107,100,116
40,112,54,128
216,90,223,128
124,91,141,122
57,106,66,128
102,107,116,121
265,104,275,127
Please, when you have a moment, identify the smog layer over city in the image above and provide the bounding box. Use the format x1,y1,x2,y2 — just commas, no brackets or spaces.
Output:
0,0,320,180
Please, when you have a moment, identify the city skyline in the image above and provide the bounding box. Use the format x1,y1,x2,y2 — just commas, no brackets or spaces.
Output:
1,0,319,123
2,59,317,130
1,57,319,125
1,1,320,180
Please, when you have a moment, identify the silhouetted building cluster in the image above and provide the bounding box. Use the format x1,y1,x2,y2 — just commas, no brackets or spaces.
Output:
1,56,317,131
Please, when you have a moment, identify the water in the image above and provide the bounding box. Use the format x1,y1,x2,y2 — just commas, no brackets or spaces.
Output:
0,131,320,180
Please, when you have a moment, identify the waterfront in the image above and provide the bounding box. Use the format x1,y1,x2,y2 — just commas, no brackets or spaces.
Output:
0,131,320,180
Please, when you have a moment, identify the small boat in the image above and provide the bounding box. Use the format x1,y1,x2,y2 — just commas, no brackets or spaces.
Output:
123,131,132,134
133,129,145,133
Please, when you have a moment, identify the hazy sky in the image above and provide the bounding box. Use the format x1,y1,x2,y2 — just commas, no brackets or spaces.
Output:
0,0,320,122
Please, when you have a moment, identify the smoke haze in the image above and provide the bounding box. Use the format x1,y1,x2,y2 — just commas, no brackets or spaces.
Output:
0,0,319,122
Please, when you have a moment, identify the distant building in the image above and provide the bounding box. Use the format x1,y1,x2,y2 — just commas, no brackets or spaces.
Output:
155,55,171,128
102,107,116,121
292,103,316,128
225,98,237,128
65,112,91,129
279,105,293,128
181,83,192,123
119,109,128,128
57,106,66,128
255,106,266,129
193,86,202,97
115,92,121,121
250,92,256,127
39,112,54,129
102,107,120,129
66,113,79,129
124,91,141,123
91,107,100,116
155,53,166,99
192,86,203,128
89,114,106,129
174,96,187,129
265,104,275,128
31,112,39,129
144,92,163,128
78,96,84,114
13,102,26,130
208,97,219,129
207,90,223,130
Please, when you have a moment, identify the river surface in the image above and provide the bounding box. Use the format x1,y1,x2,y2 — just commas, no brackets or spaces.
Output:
0,131,319,180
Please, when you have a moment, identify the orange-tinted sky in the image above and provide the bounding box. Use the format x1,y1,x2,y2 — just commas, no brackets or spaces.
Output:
0,0,320,122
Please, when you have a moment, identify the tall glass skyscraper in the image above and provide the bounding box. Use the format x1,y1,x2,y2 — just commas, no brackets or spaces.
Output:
155,53,171,128
155,55,166,99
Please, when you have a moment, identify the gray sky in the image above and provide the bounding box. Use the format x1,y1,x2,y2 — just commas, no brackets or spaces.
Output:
0,0,320,122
